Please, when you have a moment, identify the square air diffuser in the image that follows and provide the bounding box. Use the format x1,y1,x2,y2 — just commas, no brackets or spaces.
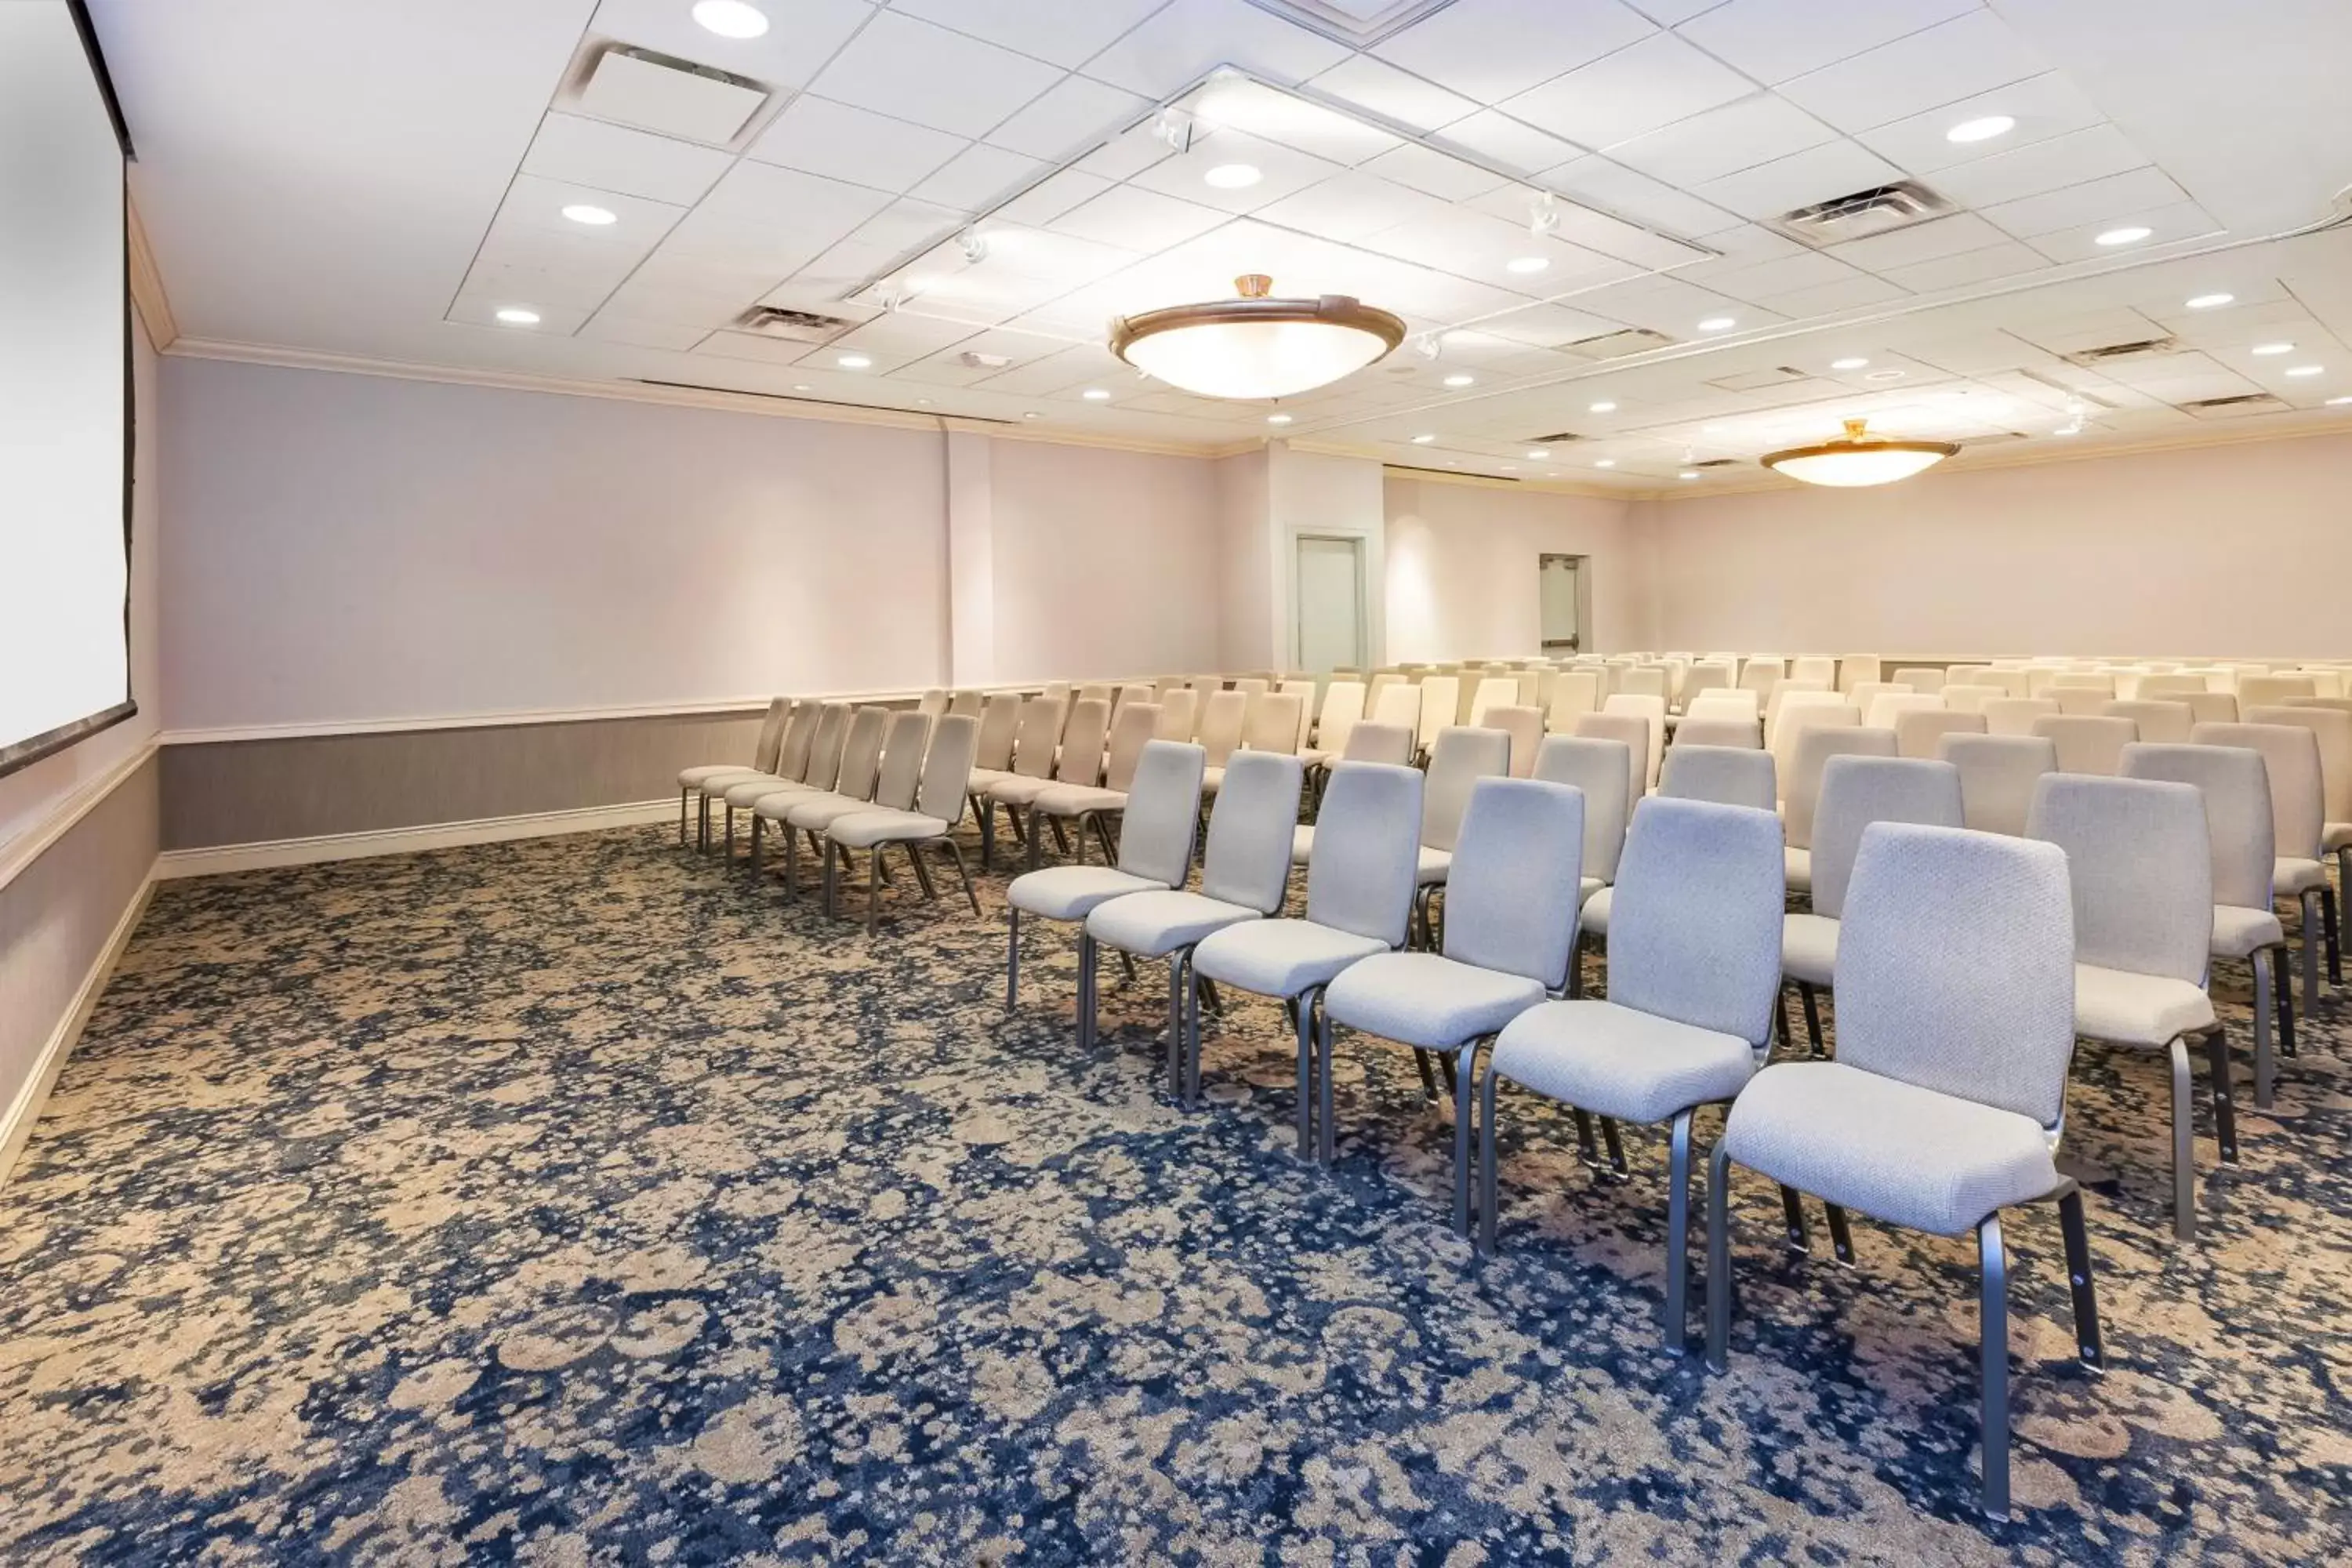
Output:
576,46,768,147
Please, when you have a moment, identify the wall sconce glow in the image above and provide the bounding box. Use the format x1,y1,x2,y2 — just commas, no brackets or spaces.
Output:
1109,274,1405,399
2185,292,2234,310
2094,226,2151,246
1946,114,2016,143
1762,417,1956,488
561,204,617,226
691,1,770,39
1697,316,1737,332
1443,373,1475,387
1203,163,1262,190
1588,400,1617,413
1081,388,1112,401
1505,256,1549,274
1830,357,1869,371
494,307,540,325
836,354,873,369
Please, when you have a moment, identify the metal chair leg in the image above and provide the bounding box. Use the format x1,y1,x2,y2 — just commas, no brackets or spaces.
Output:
1572,1108,1600,1169
1780,1185,1810,1253
749,814,764,878
2251,948,2277,1109
1183,949,1204,1109
942,841,981,916
1078,931,1097,1051
2276,940,2297,1058
725,804,736,860
1664,1109,1693,1352
1450,1041,1480,1237
2205,1027,2238,1164
1293,985,1318,1157
1478,1062,1502,1256
2324,886,2342,987
783,821,800,900
1978,1213,2011,1522
1165,953,1184,1096
866,846,882,936
822,840,837,920
2169,1033,2195,1242
1797,982,1824,1058
1823,1203,1856,1266
1705,1142,1734,1372
1317,1003,1337,1165
2299,889,2322,1014
1599,1116,1628,1180
679,789,690,846
2056,1185,2104,1374
1414,1049,1439,1100
1005,908,1020,1009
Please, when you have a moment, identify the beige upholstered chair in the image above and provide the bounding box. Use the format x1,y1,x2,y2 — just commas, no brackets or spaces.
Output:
2031,713,2136,775
1936,733,2056,837
1896,709,1986,759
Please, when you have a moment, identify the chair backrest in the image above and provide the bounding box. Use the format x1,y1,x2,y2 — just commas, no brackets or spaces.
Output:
1197,690,1249,765
1687,688,1761,722
1673,717,1761,750
1198,750,1304,913
1313,681,1367,756
1940,683,2007,716
1863,691,1942,731
1365,671,1403,713
1099,701,1158,793
1659,745,1776,811
872,710,934,810
2031,713,2136,775
1606,797,1786,1049
2052,685,2115,717
1936,733,2057,837
913,713,979,823
1890,666,1946,694
1836,655,1881,694
2246,704,2352,824
1117,740,1207,886
833,706,891,802
2103,699,2194,745
1765,684,1838,746
1974,667,2032,699
2028,775,2211,985
1076,681,1114,710
914,688,949,720
1109,682,1152,723
1534,735,1632,884
1836,825,2078,1131
1340,720,1413,765
800,702,853,789
1542,669,1602,731
1783,724,1898,846
2194,721,2324,859
1513,670,1544,706
1846,681,1905,719
1984,696,2060,736
1278,678,1318,750
1790,655,1837,688
1468,676,1519,724
1483,704,1546,777
1602,692,1665,785
1155,687,1200,741
1232,677,1269,699
2182,691,2238,725
2049,672,2114,697
1008,697,1065,779
1422,726,1512,852
2139,673,2205,699
2242,674,2316,709
1240,691,1304,755
1737,660,1782,697
2120,742,2273,913
1440,778,1587,989
972,694,1022,770
1368,681,1420,731
1769,699,1859,782
946,689,984,720
750,697,791,771
773,701,822,782
1679,662,1732,709
1895,708,1986,759
1617,666,1667,702
1572,712,1650,808
1416,676,1461,747
1054,698,1112,786
1810,756,1965,918
1305,762,1425,948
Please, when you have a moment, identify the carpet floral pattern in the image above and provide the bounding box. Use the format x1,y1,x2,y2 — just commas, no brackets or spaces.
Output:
2,823,2347,1564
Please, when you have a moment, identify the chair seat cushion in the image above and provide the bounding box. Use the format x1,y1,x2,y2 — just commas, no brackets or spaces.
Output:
2276,857,2328,895
1323,951,1546,1051
1579,884,1613,936
723,775,802,808
777,792,881,831
967,768,1012,790
1784,845,1812,892
681,764,753,788
1086,889,1261,958
1493,998,1758,1125
1201,765,1226,793
1290,824,1316,867
1007,866,1164,921
986,775,1059,807
1581,875,1604,901
827,810,953,849
1780,912,1838,985
1415,846,1453,886
1192,919,1390,998
1722,1060,2060,1236
1298,748,1333,770
1033,784,1125,819
2212,904,2285,960
2326,822,2352,851
2074,964,2216,1047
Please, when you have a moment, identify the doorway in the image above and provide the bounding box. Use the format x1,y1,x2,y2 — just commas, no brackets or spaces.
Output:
1539,553,1586,654
1294,534,1367,672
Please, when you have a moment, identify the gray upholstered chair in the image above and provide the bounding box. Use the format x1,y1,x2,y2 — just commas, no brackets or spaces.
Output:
1542,669,1602,731
1085,751,1304,1096
2247,703,2349,987
1534,733,1632,938
1780,725,1898,892
946,689,984,720
1319,778,1585,1225
1290,722,1416,869
1413,727,1512,944
1483,703,1546,778
978,697,1075,865
1483,797,1784,1347
2103,699,2194,744
989,697,1112,870
1298,680,1368,774
822,714,984,935
1189,762,1423,1130
1194,690,1250,793
914,688,948,720
1029,699,1159,864
1707,823,2103,1523
2027,774,2224,1239
1984,696,2060,736
1572,712,1650,809
1895,708,1986,759
2194,720,2330,1012
1672,717,1761,750
1658,744,1775,811
679,696,790,847
1936,732,2057,836
1414,675,1461,759
719,701,850,854
1005,739,1204,1043
753,707,910,892
2032,713,2136,775
1783,757,1965,1052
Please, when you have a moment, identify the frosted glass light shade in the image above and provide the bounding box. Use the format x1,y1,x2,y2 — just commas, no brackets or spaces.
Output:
1110,275,1404,400
1762,419,1958,487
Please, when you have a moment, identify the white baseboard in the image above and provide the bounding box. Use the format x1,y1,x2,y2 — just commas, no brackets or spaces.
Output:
156,797,678,879
0,872,157,1189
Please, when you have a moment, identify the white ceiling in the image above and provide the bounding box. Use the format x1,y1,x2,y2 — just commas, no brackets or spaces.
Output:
96,0,2352,488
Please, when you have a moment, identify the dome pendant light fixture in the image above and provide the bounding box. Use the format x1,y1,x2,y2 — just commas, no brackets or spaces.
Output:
1762,417,1958,488
1109,274,1406,400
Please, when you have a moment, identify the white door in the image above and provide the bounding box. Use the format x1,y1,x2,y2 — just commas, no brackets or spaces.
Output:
1294,535,1365,673
1540,554,1583,654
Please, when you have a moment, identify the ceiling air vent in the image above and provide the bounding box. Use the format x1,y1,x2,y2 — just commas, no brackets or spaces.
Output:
732,306,857,343
577,45,769,145
1524,430,1587,445
1563,328,1675,360
2063,336,2178,365
1690,458,1741,469
1771,181,1954,248
1243,1,1465,47
2181,392,2289,419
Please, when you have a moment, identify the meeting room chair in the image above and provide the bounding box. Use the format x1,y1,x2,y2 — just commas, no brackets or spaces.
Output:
1940,683,2007,716
1657,745,1776,811
1790,655,1837,689
1279,677,1318,753
989,697,1113,870
1483,703,1546,778
720,701,849,855
1194,690,1250,793
1601,693,1667,789
1026,699,1161,865
695,698,818,851
1835,655,1881,695
1572,713,1650,820
1673,717,1762,750
1767,699,1859,792
1290,721,1417,874
915,688,949,720
1862,691,1941,731
1890,666,1947,694
1935,733,2057,837
2195,720,2332,1012
2103,699,2195,744
751,705,894,891
1368,679,1421,735
1415,675,1461,759
979,697,1078,866
2031,713,2137,775
1984,697,2060,736
2247,704,2352,972
822,713,984,936
2241,675,2317,709
1414,727,1512,945
1155,687,1200,742
1298,681,1368,775
2181,691,2239,725
1543,670,1602,733
1240,691,1305,759
1468,676,1519,726
679,697,792,848
1895,708,1986,759
1780,726,1899,891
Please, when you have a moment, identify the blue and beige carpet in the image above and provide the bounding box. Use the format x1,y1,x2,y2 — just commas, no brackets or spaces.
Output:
1,823,2347,1563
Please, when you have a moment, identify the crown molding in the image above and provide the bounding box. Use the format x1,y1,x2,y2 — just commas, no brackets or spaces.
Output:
125,190,176,351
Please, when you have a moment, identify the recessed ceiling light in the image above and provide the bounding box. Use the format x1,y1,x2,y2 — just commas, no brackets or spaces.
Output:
1946,114,2016,144
1443,373,1475,387
2327,394,2352,406
1678,470,1700,480
1023,411,1042,419
1203,163,1262,190
494,307,539,325
2285,365,2325,378
1526,448,1548,459
1831,357,1870,371
1502,465,1519,473
793,383,811,392
1594,459,1616,468
1697,316,1737,332
691,1,770,39
2185,292,2235,310
1411,433,1436,443
2095,226,2151,247
836,354,872,369
1588,400,1617,413
1865,369,1906,382
1082,388,1112,401
1506,256,1550,275
561,204,617,226
1267,413,1293,424
2252,342,2296,356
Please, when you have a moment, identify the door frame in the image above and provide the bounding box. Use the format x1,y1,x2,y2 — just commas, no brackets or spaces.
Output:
1538,551,1589,655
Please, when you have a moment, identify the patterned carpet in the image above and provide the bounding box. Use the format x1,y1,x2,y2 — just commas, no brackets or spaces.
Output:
2,821,2347,1565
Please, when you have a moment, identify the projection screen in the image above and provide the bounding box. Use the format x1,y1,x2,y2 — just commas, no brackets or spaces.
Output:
0,0,134,779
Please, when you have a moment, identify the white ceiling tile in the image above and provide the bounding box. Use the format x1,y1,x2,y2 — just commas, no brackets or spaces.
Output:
910,143,1049,211
986,74,1152,161
1430,110,1584,178
1824,210,2009,270
1926,125,2148,211
1475,302,1632,347
831,310,993,361
588,0,877,91
1979,165,2190,240
1874,241,2049,293
1677,0,1978,87
808,10,1065,138
1606,94,1838,187
691,332,828,368
459,256,622,314
1694,249,1865,303
1305,56,1479,132
1078,0,1350,96
1051,184,1232,250
744,97,968,192
1851,73,2105,177
521,112,734,206
1621,0,1726,20
1693,140,1905,222
1127,129,1345,213
1370,0,1657,104
992,167,1116,226
577,312,711,351
1540,155,1735,239
889,0,1171,71
2024,201,2223,263
1187,78,1403,165
448,292,592,336
495,172,688,241
845,196,971,257
1503,32,1755,150
1248,170,1454,243
676,162,897,260
1776,12,2048,134
1665,221,1806,278
791,238,908,293
595,277,750,327
1745,272,1910,318
1358,143,1512,201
